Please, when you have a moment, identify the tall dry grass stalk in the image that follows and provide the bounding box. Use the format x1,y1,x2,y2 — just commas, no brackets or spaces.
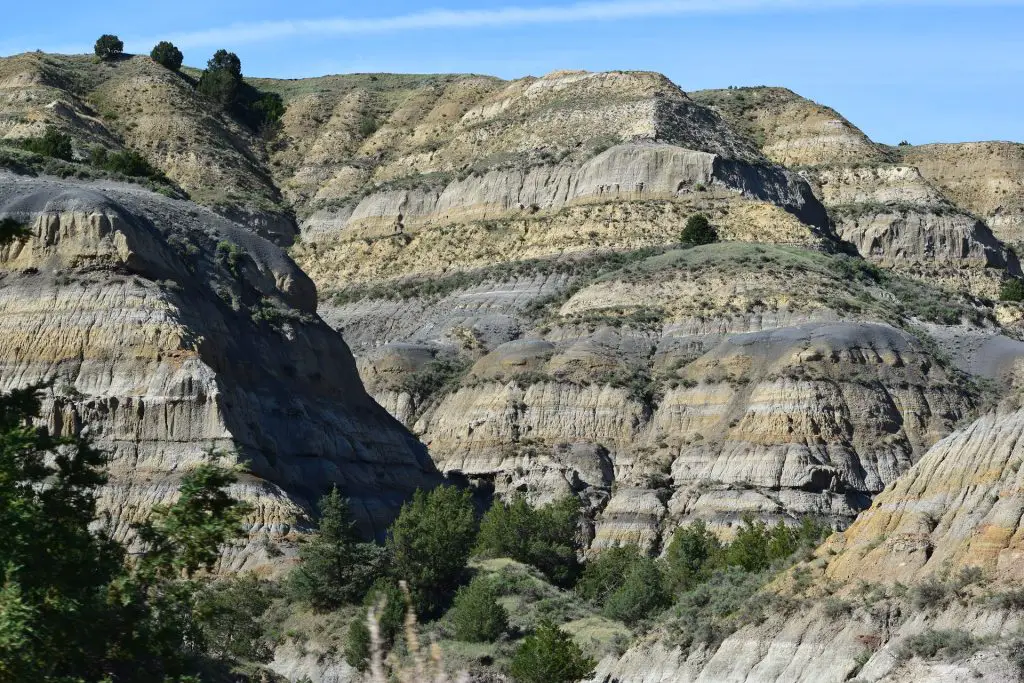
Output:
365,581,470,683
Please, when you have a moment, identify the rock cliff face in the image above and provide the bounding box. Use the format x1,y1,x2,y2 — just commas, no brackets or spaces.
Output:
0,52,294,240
901,142,1024,248
593,407,1024,682
692,87,1022,294
0,172,439,566
3,56,1022,566
336,241,988,548
691,87,886,168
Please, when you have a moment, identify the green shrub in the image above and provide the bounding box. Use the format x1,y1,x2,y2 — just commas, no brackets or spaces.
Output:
602,556,670,626
22,127,72,161
386,486,477,615
251,92,285,130
1001,278,1024,302
364,579,406,646
667,566,770,650
216,240,244,277
0,218,30,246
822,597,852,619
680,214,717,245
344,613,372,671
476,495,581,587
103,149,156,177
343,578,406,671
399,356,470,405
900,629,978,661
449,576,509,642
358,115,378,138
94,34,123,60
910,578,951,610
287,487,383,611
508,621,595,683
576,545,645,604
194,574,273,662
150,41,183,71
662,520,722,593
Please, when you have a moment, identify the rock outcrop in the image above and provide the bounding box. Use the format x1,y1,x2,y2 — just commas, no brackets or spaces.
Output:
0,52,294,241
0,172,440,567
337,242,986,549
902,142,1024,248
693,87,1022,291
593,406,1024,682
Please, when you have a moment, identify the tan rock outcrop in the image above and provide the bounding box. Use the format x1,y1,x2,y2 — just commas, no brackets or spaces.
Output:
902,142,1024,247
0,53,294,241
339,243,979,549
691,87,886,168
0,172,440,567
596,403,1024,682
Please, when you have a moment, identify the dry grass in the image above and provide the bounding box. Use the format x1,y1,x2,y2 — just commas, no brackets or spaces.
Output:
366,581,469,683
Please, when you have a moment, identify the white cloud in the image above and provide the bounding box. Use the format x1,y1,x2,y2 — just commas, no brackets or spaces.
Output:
140,0,1024,50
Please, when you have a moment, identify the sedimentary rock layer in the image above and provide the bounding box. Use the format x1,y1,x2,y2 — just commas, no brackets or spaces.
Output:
0,172,440,566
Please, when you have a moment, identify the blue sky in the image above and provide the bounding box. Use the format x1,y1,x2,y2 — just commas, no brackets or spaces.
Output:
2,0,1022,145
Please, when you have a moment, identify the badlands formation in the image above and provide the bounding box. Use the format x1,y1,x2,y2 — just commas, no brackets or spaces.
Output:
3,50,1024,679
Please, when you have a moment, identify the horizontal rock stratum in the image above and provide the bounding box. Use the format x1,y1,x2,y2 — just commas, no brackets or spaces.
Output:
3,50,1024,679
0,172,441,568
596,405,1024,682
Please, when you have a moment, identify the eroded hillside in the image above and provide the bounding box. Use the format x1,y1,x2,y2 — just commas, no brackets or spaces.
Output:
3,52,1024,561
596,403,1024,682
0,171,441,568
3,49,1024,681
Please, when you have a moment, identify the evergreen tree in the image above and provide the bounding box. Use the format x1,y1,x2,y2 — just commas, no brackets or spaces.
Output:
680,213,718,245
197,50,243,108
449,577,509,642
94,34,124,60
386,486,476,615
602,557,669,626
150,41,183,71
287,487,382,611
662,520,722,593
509,621,595,683
0,385,253,680
476,494,581,586
475,493,534,560
134,463,251,579
0,384,122,680
576,544,644,604
193,575,273,662
722,516,772,572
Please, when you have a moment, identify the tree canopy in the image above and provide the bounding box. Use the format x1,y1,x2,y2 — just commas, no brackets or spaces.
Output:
386,486,477,615
94,34,124,60
681,213,718,245
287,487,382,611
0,384,254,681
150,41,183,71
